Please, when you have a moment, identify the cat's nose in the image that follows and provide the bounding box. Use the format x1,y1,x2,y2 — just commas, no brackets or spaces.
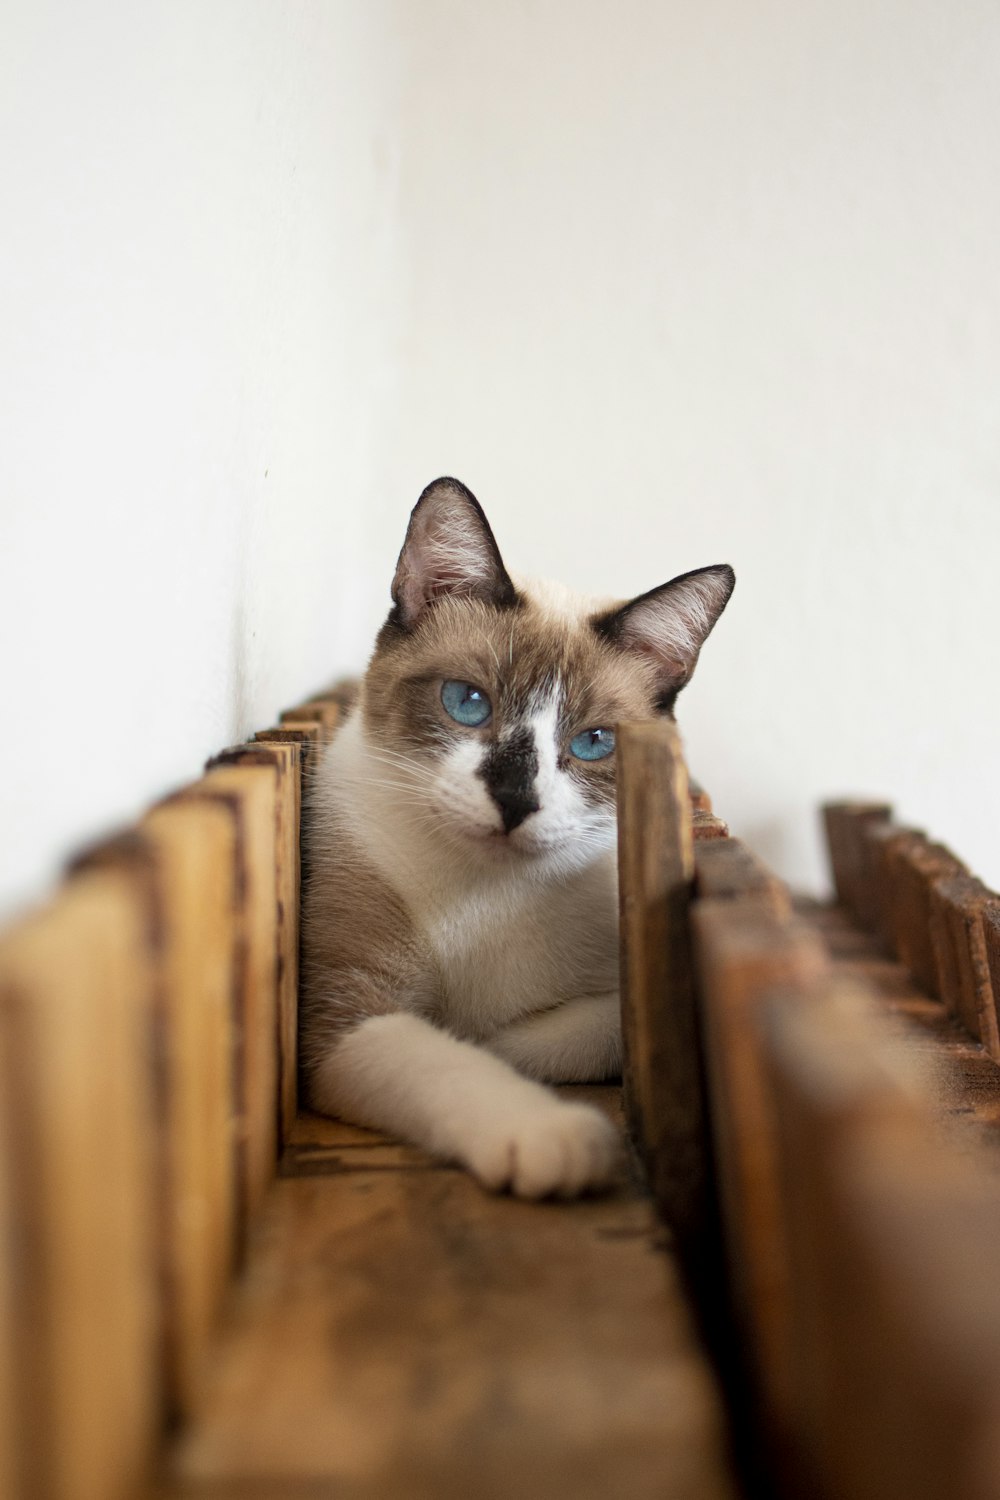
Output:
492,786,540,834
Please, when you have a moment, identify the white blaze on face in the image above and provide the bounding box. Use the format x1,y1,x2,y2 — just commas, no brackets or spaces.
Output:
432,735,503,836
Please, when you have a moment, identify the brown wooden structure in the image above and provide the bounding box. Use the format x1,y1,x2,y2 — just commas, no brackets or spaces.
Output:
3,707,1000,1497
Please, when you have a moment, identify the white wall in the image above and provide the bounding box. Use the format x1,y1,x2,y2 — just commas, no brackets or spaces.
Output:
2,0,998,914
0,1,404,915
385,0,1000,893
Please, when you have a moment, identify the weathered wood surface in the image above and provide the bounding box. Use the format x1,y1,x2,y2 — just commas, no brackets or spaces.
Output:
929,873,1000,1059
760,979,1000,1500
616,722,714,1262
140,798,240,1420
822,801,892,927
176,765,280,1240
210,741,302,1146
160,1088,738,1500
694,837,791,919
885,833,962,998
0,870,160,1500
691,897,828,1433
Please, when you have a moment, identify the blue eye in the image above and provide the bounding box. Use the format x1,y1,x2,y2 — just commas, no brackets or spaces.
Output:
569,728,615,762
441,680,492,727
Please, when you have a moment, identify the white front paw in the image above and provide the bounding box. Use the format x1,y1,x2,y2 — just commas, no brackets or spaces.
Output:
466,1102,621,1199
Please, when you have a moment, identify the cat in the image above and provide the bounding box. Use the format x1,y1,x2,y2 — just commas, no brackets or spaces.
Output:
301,478,734,1198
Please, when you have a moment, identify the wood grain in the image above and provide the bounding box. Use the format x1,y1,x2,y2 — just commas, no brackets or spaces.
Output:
760,979,1000,1500
0,963,19,1500
0,869,160,1500
929,874,1000,1058
178,765,280,1240
821,801,893,927
694,837,791,919
138,798,240,1420
161,1088,738,1500
885,834,962,997
616,721,714,1261
692,897,828,1434
210,741,302,1146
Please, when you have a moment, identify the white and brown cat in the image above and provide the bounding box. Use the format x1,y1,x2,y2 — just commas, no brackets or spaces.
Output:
301,478,734,1198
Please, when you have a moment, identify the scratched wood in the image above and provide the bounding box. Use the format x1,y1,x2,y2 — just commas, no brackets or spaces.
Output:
616,721,716,1268
691,896,828,1437
0,869,159,1500
133,798,240,1421
821,802,893,929
160,1088,738,1500
211,741,302,1146
177,765,280,1239
761,979,1000,1500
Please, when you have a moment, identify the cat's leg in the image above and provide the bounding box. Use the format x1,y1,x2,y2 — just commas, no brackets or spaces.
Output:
486,992,622,1083
308,1012,620,1199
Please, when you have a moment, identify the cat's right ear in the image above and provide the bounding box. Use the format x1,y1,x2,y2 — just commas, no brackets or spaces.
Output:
390,478,518,629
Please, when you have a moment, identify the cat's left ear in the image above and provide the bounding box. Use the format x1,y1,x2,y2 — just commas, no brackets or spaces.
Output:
593,564,735,705
390,477,518,629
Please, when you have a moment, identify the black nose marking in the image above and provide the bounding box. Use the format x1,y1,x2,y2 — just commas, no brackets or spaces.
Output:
479,726,540,835
493,787,541,833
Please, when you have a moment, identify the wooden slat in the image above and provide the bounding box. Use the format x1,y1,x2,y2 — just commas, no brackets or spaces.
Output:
760,980,1000,1500
616,721,715,1265
822,801,893,927
210,741,302,1146
280,699,341,740
692,810,730,841
694,837,791,919
984,905,1000,1047
885,834,962,997
691,897,828,1435
689,780,713,814
161,1089,738,1500
176,765,280,1239
257,720,322,772
861,822,922,953
139,798,239,1420
0,975,19,1500
929,874,1000,1057
0,869,159,1500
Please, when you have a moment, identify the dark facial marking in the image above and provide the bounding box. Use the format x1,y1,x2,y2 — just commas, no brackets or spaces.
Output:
478,725,540,833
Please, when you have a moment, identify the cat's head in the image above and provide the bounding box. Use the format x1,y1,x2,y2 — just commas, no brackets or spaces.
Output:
361,478,734,871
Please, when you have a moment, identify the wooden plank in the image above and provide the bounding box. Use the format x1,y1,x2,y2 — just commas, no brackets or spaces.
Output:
177,765,280,1239
615,721,715,1266
161,1089,738,1500
984,905,1000,1056
689,780,713,814
691,897,828,1437
821,801,893,927
0,869,159,1500
692,810,729,841
929,874,1000,1057
210,741,302,1146
885,834,962,998
861,822,922,954
280,699,341,740
0,975,19,1500
139,798,239,1420
694,837,791,919
760,980,1000,1500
